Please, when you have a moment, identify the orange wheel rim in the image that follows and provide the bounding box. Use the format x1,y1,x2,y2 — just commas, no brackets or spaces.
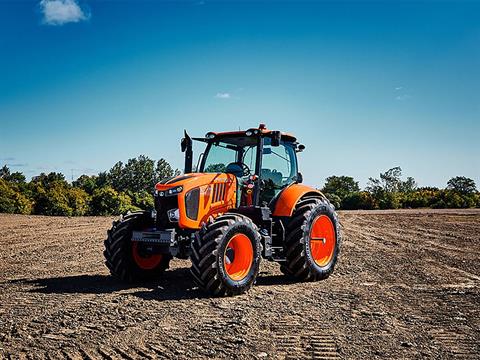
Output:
132,242,163,270
309,215,336,267
224,233,253,281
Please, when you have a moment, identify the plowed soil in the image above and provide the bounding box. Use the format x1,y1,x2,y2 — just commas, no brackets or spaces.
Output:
1,210,479,359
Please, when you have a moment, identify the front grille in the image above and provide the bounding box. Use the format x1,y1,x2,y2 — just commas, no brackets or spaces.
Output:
155,195,178,229
212,182,226,203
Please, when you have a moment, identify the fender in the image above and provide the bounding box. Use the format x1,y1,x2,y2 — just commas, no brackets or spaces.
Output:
272,183,323,217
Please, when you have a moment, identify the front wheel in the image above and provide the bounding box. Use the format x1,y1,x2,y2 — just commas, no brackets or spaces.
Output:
190,214,262,296
282,198,341,281
104,211,171,282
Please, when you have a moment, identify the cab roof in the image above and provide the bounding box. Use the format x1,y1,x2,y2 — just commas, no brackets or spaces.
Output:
196,124,297,143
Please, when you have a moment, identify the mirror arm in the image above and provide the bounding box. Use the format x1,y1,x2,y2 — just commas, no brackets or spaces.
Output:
183,130,193,174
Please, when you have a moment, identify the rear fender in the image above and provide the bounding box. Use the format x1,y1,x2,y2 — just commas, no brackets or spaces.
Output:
272,184,324,217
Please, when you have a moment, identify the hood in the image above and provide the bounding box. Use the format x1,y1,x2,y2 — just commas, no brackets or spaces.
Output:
155,173,235,192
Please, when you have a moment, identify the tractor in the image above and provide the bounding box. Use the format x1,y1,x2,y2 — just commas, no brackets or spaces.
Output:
104,124,341,296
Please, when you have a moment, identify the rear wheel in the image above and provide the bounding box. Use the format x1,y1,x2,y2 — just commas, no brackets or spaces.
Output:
282,198,341,281
190,214,261,296
104,211,171,282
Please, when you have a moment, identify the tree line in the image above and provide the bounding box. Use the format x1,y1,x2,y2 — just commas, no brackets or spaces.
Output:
0,160,478,216
0,156,179,216
321,167,479,210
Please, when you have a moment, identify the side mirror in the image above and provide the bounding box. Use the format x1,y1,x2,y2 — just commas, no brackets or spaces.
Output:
296,172,303,183
181,130,192,153
271,131,281,147
182,130,193,173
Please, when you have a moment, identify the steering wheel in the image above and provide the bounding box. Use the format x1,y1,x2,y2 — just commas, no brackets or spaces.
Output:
237,162,251,177
226,162,251,177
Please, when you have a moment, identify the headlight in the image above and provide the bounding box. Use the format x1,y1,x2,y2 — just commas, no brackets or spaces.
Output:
159,186,183,197
167,208,180,222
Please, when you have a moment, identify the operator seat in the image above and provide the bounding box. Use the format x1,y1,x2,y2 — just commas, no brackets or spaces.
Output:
260,169,283,204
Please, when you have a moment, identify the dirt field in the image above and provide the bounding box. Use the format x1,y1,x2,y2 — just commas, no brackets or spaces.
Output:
1,210,479,359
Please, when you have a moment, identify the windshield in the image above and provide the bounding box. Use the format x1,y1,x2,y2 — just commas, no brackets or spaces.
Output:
201,136,258,176
202,143,237,173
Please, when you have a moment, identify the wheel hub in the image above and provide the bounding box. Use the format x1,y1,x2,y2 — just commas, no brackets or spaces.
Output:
309,215,336,267
223,233,253,281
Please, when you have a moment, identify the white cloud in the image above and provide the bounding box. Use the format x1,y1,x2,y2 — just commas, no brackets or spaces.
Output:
395,86,403,91
215,92,231,99
40,0,89,26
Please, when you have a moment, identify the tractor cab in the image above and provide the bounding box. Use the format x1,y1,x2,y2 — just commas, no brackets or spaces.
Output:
187,124,303,208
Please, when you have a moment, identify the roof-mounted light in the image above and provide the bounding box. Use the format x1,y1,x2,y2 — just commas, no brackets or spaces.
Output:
205,132,216,139
296,144,306,153
245,130,253,136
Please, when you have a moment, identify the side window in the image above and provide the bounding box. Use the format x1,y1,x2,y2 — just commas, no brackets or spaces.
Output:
242,146,256,173
261,142,296,188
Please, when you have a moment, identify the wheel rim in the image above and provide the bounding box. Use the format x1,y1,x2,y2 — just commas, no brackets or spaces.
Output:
224,233,253,281
309,215,336,267
132,242,163,270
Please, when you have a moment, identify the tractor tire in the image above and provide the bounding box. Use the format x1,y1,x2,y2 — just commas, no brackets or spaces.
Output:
190,213,262,296
282,197,341,281
104,211,170,282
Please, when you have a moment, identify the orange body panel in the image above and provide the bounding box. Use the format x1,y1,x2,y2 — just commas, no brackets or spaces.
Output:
155,173,237,230
272,183,323,217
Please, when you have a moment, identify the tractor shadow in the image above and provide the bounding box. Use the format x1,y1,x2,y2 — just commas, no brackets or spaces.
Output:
255,273,295,287
13,268,205,301
13,269,294,301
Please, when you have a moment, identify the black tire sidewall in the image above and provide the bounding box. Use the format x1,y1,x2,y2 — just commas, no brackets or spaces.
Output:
216,221,261,291
106,211,170,280
303,203,340,275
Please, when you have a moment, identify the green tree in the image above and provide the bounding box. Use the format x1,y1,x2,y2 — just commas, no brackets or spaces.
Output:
28,172,74,215
73,175,98,195
33,182,74,216
67,187,90,216
128,190,154,210
399,176,417,193
0,179,33,214
367,167,417,209
155,158,178,183
31,172,68,188
322,176,360,200
89,186,138,216
323,193,341,209
95,171,110,188
402,188,440,208
108,155,176,193
342,191,376,210
0,165,9,178
0,165,26,184
446,176,477,195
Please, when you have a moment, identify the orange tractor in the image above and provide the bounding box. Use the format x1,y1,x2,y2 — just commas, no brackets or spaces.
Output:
104,124,341,296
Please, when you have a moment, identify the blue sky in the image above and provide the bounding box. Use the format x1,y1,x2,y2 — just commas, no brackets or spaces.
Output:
0,1,479,188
